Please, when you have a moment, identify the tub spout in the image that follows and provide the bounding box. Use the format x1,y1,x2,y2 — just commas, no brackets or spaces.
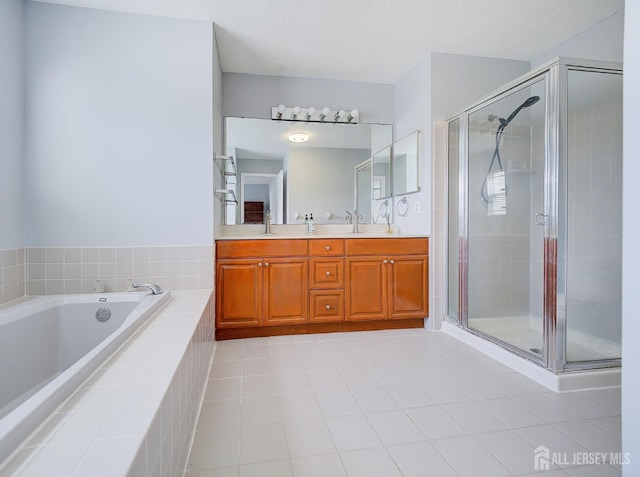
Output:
132,282,164,295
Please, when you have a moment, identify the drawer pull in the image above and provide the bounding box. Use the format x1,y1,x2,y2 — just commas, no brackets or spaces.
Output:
325,304,331,310
383,259,388,264
325,245,331,251
390,259,395,264
265,262,270,267
258,262,263,267
325,271,331,276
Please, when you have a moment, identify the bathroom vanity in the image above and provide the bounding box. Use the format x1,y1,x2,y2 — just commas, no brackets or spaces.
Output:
215,235,428,340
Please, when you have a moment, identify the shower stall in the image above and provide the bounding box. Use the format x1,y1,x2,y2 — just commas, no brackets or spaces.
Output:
446,57,622,375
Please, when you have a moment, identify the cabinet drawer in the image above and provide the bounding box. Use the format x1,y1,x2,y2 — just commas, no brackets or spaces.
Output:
216,239,308,258
310,290,344,323
345,238,428,256
310,258,344,289
309,239,344,256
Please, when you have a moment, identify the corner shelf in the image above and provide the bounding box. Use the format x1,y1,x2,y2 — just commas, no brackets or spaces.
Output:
214,153,237,176
214,188,238,204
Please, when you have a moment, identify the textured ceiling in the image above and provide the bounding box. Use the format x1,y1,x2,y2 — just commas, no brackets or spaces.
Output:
34,0,623,84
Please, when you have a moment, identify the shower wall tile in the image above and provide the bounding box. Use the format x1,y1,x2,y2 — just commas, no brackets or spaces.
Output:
24,245,214,296
0,248,26,305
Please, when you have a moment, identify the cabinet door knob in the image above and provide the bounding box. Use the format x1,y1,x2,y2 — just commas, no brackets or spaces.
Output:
325,271,331,276
265,262,270,267
325,304,331,310
390,259,395,264
383,259,388,264
258,262,263,267
325,245,331,251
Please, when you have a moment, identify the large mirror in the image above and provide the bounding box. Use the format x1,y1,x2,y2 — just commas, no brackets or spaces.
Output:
392,130,420,195
372,146,392,199
223,117,392,225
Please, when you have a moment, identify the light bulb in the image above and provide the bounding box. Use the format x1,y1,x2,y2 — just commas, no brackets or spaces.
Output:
292,106,301,119
319,107,330,121
347,109,359,122
305,107,316,120
276,104,286,119
334,109,345,121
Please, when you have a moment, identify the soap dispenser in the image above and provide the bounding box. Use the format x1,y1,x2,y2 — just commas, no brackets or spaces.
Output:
307,213,315,233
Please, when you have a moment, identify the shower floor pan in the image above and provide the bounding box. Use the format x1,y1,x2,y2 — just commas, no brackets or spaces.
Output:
468,316,621,362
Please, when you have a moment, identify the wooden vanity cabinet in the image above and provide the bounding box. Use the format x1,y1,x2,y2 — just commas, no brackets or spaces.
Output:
216,240,308,329
345,238,429,321
215,237,428,339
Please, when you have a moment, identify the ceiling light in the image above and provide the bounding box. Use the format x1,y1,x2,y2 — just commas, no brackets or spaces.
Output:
288,132,309,143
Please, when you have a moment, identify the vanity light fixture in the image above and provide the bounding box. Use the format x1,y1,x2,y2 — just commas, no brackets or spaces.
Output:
271,105,359,123
288,132,309,143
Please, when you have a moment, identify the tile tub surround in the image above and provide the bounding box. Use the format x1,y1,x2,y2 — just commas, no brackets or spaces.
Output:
25,246,213,296
0,248,26,306
0,290,215,476
186,328,621,477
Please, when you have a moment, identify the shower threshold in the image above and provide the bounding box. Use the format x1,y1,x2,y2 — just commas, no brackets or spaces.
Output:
442,319,621,392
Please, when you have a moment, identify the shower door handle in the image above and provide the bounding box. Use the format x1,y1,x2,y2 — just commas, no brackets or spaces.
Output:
535,213,549,226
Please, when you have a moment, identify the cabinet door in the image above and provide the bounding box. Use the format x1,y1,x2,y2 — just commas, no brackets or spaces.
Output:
216,259,262,328
345,256,387,321
263,258,308,325
387,255,429,319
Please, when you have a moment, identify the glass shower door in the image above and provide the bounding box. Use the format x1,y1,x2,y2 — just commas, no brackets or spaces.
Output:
466,79,547,358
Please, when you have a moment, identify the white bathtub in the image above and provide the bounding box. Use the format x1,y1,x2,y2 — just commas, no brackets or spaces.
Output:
0,291,171,463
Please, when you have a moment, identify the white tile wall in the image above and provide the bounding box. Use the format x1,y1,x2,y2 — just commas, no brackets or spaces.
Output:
0,290,215,477
0,248,26,305
25,246,213,296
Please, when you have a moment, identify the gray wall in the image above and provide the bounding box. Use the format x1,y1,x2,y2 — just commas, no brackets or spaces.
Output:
24,2,214,247
623,5,640,471
222,73,395,124
287,147,369,224
0,0,25,249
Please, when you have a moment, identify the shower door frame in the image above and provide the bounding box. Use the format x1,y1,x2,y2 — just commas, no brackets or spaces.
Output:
445,57,623,374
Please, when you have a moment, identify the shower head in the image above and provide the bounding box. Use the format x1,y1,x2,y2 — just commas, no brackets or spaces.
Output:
503,95,540,127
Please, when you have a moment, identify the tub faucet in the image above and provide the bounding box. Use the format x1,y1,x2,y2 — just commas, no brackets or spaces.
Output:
132,282,164,295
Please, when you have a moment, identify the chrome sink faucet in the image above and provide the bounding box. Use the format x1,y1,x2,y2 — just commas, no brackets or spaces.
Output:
345,211,353,224
352,210,364,233
132,282,164,295
265,210,272,234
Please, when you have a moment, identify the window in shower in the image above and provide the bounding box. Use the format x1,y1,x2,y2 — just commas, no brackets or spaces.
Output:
564,69,623,363
466,78,547,358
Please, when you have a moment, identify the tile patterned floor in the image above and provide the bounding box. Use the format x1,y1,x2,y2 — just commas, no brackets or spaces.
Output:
185,329,622,477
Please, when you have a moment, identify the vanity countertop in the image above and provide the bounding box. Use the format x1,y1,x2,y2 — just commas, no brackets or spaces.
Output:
215,224,428,240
